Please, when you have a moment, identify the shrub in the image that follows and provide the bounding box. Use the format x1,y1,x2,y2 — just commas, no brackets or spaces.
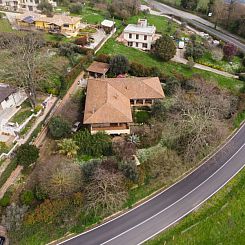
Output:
0,193,11,207
185,42,206,60
119,161,138,182
135,111,150,123
73,129,112,157
20,190,34,205
74,36,88,46
48,116,70,139
81,159,101,182
223,43,237,61
16,144,39,167
109,55,130,75
37,0,53,15
57,138,79,158
152,35,176,61
151,100,167,122
163,78,181,96
38,156,83,199
95,54,111,63
69,3,83,14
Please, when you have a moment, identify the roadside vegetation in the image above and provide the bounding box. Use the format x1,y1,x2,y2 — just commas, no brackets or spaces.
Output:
146,167,245,245
0,0,244,244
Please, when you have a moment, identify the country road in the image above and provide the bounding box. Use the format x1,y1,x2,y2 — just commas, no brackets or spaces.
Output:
60,122,245,245
146,0,245,53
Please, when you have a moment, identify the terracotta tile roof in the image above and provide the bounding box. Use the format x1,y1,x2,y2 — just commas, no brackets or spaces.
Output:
83,77,164,125
84,79,132,124
87,61,110,74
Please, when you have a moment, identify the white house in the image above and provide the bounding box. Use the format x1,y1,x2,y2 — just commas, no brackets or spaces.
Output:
0,0,57,12
123,19,156,51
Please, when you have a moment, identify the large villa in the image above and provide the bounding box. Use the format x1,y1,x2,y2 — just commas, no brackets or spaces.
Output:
83,77,164,135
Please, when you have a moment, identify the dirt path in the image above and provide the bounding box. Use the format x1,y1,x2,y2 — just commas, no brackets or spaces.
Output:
0,165,23,199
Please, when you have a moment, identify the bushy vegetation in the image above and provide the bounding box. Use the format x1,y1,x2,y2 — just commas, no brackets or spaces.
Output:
16,144,39,167
48,116,70,139
109,55,130,75
73,129,112,157
152,35,176,61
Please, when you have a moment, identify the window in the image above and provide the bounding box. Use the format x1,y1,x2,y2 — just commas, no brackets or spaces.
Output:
136,42,139,47
30,0,33,2
143,43,148,49
28,5,33,11
128,42,133,47
129,33,132,39
144,35,147,40
63,24,69,27
136,34,139,39
35,0,39,3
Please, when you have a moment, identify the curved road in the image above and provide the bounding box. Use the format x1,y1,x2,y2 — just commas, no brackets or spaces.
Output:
146,0,245,53
60,122,245,245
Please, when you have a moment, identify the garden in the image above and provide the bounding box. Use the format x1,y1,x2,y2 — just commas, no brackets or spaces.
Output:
0,1,245,244
2,50,244,244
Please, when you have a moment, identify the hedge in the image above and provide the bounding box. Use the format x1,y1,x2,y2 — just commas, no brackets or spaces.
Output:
0,159,18,189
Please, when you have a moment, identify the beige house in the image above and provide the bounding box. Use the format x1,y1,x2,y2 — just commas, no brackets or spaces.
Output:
16,13,81,37
83,77,164,135
122,19,158,51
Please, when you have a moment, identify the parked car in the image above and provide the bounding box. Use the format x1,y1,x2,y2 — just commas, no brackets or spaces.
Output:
178,41,185,49
0,236,5,245
71,122,82,133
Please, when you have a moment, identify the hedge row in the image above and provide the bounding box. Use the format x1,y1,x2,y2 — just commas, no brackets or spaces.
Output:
0,159,17,189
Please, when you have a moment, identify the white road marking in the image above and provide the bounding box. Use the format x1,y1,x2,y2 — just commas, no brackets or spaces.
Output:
59,123,245,245
101,143,245,244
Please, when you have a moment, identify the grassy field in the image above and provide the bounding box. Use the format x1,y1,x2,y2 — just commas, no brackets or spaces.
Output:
146,167,245,245
98,39,243,93
0,18,14,32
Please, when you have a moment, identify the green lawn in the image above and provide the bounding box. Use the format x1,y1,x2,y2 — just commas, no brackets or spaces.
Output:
146,168,245,245
10,101,33,125
97,39,243,93
0,18,14,32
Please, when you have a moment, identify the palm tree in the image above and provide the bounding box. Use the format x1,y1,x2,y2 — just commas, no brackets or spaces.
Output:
57,138,79,158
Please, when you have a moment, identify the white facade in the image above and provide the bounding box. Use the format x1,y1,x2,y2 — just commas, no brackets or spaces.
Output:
0,0,57,12
123,19,156,51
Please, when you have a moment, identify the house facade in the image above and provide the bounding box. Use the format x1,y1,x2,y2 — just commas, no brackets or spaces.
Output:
0,0,56,11
83,77,164,135
16,13,81,36
123,19,156,51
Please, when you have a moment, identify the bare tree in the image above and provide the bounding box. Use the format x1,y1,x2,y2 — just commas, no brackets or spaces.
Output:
38,156,83,199
85,166,128,215
0,33,45,108
162,78,234,162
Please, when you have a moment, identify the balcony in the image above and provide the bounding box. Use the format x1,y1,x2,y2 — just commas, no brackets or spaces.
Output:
91,124,130,135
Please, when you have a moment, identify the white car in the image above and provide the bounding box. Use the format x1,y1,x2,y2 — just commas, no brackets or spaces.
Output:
71,122,82,133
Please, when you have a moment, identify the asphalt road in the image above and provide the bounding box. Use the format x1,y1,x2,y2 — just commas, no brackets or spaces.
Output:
146,0,245,53
60,123,245,245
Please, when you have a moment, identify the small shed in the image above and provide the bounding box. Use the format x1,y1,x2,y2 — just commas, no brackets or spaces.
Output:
87,61,110,78
101,19,115,34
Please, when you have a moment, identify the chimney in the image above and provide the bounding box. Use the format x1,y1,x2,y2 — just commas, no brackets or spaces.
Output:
92,107,96,114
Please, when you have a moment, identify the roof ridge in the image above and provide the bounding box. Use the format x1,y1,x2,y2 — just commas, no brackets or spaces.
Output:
142,77,163,98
